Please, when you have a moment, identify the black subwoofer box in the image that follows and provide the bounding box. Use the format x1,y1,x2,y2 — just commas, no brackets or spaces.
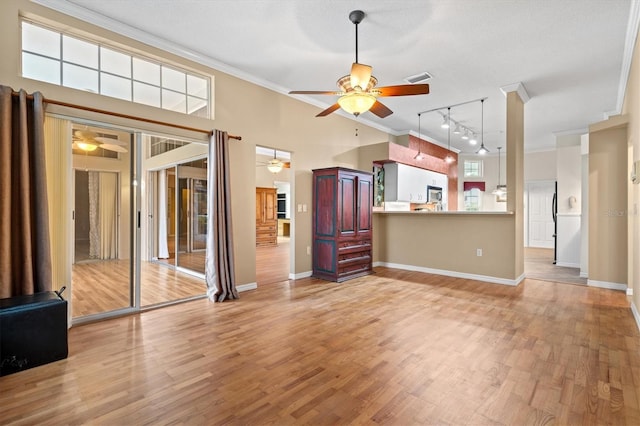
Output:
0,291,68,376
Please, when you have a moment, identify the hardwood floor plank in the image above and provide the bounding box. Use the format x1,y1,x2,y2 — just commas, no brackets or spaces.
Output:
1,268,640,425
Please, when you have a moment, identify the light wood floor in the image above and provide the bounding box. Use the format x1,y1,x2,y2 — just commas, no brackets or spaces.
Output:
524,247,587,286
2,268,639,425
256,236,290,285
72,260,206,317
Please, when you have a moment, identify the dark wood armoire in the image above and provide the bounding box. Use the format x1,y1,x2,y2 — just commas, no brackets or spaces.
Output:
312,167,373,282
256,187,277,246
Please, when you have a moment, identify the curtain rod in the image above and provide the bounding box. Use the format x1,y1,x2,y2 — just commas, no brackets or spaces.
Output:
10,91,242,141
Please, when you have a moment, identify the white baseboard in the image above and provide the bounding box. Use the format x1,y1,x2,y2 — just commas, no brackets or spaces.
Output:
587,279,627,292
290,271,312,280
631,302,640,333
237,282,257,292
556,261,581,268
373,262,524,286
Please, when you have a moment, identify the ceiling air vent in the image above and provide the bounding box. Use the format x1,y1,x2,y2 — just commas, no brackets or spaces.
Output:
404,71,433,84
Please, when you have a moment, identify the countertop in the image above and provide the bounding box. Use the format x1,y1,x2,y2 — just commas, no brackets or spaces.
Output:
374,210,515,215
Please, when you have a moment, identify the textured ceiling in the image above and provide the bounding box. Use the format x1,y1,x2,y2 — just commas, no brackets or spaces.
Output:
39,0,633,153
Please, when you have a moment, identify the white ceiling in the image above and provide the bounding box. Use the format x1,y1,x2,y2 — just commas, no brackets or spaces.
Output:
39,0,635,153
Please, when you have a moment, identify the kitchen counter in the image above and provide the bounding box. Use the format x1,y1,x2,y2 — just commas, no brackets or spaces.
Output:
374,210,514,215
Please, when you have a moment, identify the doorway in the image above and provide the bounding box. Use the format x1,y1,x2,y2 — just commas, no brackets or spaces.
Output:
255,146,292,285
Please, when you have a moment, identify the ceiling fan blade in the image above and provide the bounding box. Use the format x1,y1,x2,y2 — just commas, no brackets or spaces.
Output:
289,90,339,95
350,63,372,90
74,129,98,139
100,144,128,153
95,136,126,146
376,84,430,97
369,100,393,118
316,103,341,117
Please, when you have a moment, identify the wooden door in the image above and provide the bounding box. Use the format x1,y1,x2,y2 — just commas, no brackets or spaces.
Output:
357,173,372,237
338,173,356,238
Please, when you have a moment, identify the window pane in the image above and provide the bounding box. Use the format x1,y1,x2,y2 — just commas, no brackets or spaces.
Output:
162,67,185,92
187,74,207,97
134,81,160,107
101,73,131,101
101,47,131,77
63,63,98,92
162,89,186,113
133,57,160,85
63,35,98,68
22,22,60,59
22,53,60,84
187,96,208,117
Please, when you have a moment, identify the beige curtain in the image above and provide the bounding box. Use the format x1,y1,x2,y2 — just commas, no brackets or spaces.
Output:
205,130,238,302
99,172,117,259
0,86,52,297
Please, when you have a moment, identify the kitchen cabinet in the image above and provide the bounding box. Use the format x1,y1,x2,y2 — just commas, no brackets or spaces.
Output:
312,167,373,282
256,187,277,246
384,162,448,208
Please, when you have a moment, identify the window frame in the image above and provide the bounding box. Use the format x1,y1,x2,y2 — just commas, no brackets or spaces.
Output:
463,160,483,178
21,19,211,118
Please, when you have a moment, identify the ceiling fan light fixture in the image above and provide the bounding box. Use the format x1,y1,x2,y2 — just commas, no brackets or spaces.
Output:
338,92,376,116
267,159,284,174
76,141,99,152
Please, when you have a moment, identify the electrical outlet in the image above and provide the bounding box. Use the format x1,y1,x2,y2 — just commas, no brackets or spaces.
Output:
297,204,303,213
476,248,483,257
307,246,311,255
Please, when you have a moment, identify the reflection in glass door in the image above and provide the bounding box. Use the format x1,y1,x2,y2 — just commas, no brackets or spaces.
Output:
192,179,207,251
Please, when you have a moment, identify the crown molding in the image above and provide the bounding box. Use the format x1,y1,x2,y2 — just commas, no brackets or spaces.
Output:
615,0,640,115
500,82,530,104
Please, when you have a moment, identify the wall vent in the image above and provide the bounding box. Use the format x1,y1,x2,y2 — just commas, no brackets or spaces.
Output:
404,71,433,84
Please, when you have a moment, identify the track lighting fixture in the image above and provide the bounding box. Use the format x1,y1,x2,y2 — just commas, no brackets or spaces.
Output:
444,107,455,164
462,129,469,140
440,113,449,129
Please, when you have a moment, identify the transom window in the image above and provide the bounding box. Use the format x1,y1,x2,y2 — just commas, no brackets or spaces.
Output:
21,20,210,118
463,160,483,178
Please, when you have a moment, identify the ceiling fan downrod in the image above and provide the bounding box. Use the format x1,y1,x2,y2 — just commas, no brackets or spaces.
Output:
349,10,365,64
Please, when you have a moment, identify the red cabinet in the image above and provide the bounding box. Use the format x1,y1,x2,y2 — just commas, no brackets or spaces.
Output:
312,167,373,282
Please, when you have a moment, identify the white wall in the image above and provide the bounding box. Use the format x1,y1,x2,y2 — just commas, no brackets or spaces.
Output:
556,135,582,268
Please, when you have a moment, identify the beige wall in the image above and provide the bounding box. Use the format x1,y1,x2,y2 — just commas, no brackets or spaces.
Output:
588,120,628,286
0,0,392,286
556,138,582,215
373,213,518,280
524,150,557,182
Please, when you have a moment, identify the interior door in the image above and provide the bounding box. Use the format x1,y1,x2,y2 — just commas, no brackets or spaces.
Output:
528,181,555,248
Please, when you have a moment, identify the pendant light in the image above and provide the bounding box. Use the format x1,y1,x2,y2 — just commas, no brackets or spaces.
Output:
444,107,455,164
492,146,507,196
476,99,489,155
414,113,425,160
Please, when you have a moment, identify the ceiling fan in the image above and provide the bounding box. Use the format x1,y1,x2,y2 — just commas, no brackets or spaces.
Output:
289,10,430,118
73,129,128,153
257,149,290,174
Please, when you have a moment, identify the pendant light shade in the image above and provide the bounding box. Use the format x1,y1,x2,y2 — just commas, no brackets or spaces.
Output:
476,99,489,155
414,113,425,160
492,146,507,196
